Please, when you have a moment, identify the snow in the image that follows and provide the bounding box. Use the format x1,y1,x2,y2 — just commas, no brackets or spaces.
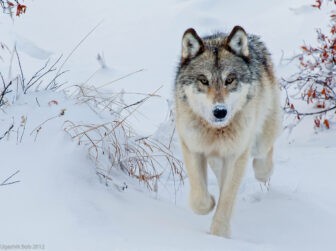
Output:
1,0,336,250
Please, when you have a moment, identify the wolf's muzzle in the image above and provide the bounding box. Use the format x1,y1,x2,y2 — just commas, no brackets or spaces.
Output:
213,106,227,119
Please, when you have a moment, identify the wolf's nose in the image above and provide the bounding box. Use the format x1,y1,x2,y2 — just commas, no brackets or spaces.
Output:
213,107,227,119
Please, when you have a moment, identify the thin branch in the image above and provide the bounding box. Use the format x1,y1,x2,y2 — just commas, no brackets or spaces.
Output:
0,123,14,141
97,69,145,89
0,80,13,106
25,58,51,87
24,55,63,93
56,19,104,77
20,117,27,143
14,46,24,89
286,105,336,116
0,170,20,186
29,115,59,136
45,70,69,90
0,71,5,89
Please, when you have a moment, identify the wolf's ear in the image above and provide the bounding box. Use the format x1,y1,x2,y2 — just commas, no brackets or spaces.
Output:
181,28,204,62
225,26,249,58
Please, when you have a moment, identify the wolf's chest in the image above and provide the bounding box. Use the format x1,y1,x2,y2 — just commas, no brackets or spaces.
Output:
179,121,252,157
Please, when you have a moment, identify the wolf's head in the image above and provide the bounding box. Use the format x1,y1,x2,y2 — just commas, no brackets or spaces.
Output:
175,26,258,128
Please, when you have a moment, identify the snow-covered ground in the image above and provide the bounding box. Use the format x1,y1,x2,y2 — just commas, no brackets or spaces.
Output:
1,1,336,250
2,91,336,251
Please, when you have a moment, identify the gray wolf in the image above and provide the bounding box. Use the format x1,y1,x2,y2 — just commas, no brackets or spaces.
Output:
174,26,282,238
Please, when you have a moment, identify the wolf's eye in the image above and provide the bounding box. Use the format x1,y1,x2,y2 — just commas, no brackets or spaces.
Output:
198,75,209,86
225,75,236,85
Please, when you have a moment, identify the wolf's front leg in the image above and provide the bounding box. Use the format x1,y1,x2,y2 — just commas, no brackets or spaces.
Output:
210,150,249,237
181,141,215,215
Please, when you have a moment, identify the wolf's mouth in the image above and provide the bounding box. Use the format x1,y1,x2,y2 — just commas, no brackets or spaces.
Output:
208,117,230,128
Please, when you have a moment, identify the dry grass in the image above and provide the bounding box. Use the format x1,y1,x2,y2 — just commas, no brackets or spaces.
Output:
1,41,183,192
64,84,184,191
0,24,184,192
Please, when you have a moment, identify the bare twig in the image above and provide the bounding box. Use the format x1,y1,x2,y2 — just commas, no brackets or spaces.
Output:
56,19,104,77
14,46,24,89
0,80,13,107
0,170,20,186
45,69,68,90
25,58,51,88
0,123,14,141
29,114,59,136
0,71,5,88
97,69,145,89
19,116,27,143
24,55,63,93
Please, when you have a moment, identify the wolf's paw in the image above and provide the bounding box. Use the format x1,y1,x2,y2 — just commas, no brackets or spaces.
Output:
210,220,231,238
254,169,273,183
189,193,215,215
253,159,273,183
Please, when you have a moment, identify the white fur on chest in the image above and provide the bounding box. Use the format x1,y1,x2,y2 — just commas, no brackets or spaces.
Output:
177,111,254,158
